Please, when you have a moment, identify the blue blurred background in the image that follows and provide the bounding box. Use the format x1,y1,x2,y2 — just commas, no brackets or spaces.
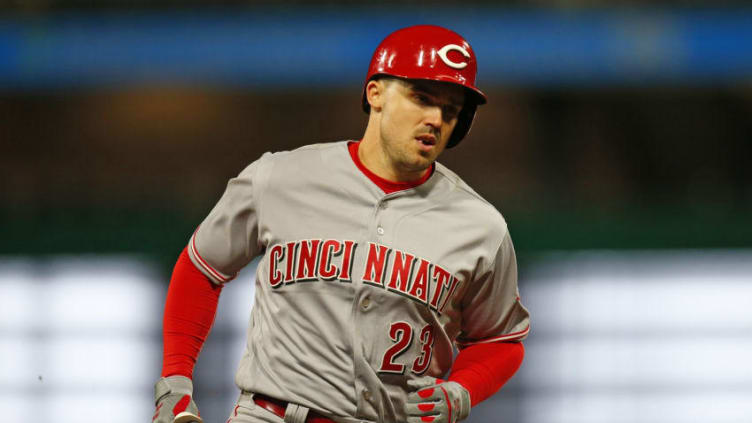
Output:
1,2,751,423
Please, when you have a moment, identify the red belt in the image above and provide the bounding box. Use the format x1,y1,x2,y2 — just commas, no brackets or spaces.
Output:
253,393,335,423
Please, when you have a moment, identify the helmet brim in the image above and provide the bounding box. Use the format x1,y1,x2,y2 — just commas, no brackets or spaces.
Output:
361,74,486,113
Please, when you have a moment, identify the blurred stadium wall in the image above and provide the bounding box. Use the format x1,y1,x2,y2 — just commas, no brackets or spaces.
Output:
1,5,751,423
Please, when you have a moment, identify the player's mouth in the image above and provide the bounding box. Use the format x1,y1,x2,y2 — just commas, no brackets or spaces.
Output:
415,134,437,150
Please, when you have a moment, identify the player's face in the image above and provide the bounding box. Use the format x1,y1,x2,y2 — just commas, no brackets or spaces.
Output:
378,78,465,174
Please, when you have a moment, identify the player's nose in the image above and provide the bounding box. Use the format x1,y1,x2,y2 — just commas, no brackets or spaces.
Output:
423,105,443,128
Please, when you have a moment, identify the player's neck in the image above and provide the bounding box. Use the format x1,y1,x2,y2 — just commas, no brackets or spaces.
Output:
359,134,428,183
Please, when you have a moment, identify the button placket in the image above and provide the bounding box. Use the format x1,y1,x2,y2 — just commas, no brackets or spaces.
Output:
375,198,388,238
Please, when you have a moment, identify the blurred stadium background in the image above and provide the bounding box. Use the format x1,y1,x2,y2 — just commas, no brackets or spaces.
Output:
1,1,751,423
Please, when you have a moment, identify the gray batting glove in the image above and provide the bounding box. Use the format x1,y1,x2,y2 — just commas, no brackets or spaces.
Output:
405,377,471,423
152,376,203,423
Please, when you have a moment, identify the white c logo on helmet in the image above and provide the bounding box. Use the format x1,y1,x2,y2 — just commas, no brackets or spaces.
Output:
437,44,471,69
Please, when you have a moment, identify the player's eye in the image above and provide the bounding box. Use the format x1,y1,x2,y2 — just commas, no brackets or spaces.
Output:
443,105,460,121
413,93,431,105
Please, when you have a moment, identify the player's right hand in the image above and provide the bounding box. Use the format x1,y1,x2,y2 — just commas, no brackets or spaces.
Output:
405,377,471,423
152,376,203,423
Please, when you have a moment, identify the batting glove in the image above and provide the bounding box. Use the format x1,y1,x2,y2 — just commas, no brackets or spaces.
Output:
405,377,471,423
152,376,203,423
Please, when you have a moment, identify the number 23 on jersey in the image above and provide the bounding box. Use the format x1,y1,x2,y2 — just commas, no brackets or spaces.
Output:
379,322,435,375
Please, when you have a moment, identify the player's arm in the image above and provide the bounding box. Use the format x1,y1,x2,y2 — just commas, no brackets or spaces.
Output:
448,341,524,405
162,247,223,379
153,247,221,423
153,155,270,423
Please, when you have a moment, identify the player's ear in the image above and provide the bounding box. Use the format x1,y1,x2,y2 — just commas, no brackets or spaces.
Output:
365,79,387,112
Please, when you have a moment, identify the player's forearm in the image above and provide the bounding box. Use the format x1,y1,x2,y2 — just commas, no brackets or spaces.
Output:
448,341,525,407
162,247,223,379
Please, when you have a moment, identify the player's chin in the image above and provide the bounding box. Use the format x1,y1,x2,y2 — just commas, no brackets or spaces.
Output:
407,142,427,157
415,146,441,164
407,155,436,174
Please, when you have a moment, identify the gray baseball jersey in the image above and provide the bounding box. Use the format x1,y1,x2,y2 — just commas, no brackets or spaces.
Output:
187,141,530,423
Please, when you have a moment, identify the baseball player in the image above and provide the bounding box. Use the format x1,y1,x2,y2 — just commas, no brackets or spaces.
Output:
152,25,530,423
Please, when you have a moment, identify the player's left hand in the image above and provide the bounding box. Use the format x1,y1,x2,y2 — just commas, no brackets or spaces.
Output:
405,377,471,423
152,376,203,423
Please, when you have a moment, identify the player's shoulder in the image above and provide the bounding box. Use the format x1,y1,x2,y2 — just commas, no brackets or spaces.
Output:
263,140,348,162
432,161,509,237
237,140,348,176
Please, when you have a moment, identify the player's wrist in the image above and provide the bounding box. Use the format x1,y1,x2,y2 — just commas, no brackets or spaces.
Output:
447,372,476,405
443,381,471,421
155,375,194,399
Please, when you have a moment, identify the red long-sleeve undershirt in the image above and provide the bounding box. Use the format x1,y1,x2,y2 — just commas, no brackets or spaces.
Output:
448,342,524,406
161,247,223,378
160,248,525,405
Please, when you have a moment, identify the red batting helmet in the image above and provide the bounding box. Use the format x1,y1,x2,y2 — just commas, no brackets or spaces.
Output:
362,25,487,148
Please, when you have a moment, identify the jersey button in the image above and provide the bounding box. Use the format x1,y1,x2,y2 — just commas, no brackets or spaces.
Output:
362,390,372,401
376,226,385,235
361,297,371,309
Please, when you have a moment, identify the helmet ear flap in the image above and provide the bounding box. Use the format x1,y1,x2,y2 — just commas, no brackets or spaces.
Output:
447,102,478,148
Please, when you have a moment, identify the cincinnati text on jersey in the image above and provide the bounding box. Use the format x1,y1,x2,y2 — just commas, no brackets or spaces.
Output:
267,240,462,314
